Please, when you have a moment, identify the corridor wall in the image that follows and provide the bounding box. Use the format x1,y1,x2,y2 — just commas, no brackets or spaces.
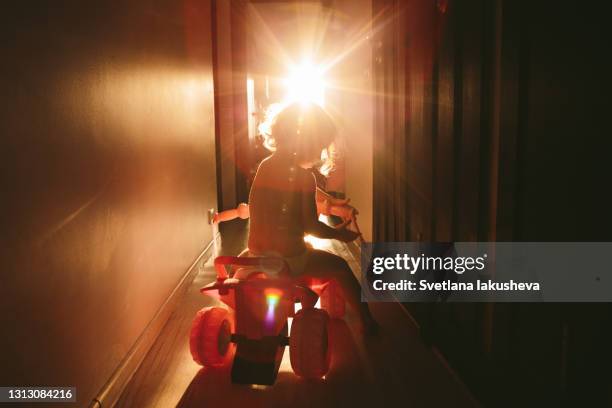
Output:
0,1,217,405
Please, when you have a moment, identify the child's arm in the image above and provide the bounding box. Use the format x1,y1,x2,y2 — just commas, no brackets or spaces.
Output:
315,187,358,227
212,203,249,224
302,173,359,242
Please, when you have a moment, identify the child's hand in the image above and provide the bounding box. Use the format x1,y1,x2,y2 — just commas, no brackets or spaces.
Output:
336,227,361,242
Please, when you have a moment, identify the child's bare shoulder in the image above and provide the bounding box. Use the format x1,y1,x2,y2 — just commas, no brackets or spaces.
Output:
256,155,273,170
253,156,274,180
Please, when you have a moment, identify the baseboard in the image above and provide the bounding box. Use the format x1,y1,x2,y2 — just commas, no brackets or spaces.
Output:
89,235,218,408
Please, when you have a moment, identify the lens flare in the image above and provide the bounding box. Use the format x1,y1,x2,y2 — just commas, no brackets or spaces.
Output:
265,291,281,328
283,61,326,106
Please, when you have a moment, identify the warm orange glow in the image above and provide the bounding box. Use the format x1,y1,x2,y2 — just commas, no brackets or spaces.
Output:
264,288,283,298
283,60,326,106
304,233,332,250
304,216,334,250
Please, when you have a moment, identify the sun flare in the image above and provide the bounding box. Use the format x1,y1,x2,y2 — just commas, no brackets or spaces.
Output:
283,60,326,106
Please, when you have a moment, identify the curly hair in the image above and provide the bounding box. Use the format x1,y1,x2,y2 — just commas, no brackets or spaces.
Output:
258,102,336,175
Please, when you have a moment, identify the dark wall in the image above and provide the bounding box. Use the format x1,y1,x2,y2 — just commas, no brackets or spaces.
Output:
372,0,612,405
0,1,216,405
212,0,251,210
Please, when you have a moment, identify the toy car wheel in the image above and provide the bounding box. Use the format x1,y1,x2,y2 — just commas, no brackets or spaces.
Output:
189,307,234,367
320,280,345,319
289,308,330,379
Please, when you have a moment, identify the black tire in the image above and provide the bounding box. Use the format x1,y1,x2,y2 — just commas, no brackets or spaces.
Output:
289,308,330,378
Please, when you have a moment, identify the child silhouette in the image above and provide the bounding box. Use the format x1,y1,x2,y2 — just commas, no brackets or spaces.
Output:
248,102,378,333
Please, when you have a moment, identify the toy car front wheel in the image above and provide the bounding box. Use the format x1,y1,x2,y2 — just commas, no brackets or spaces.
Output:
289,308,330,379
320,280,345,319
189,307,234,367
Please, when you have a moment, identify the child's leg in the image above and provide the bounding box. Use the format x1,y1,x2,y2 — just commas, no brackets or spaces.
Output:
301,249,377,330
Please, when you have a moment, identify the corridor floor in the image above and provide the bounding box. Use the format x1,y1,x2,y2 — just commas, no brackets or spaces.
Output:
116,220,479,408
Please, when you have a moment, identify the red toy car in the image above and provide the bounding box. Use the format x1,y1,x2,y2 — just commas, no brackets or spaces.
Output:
189,255,346,385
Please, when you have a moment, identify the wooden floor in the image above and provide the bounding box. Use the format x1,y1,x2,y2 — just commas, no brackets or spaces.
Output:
116,220,479,408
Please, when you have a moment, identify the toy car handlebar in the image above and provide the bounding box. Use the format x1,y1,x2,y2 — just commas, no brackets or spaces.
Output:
214,255,290,280
202,270,318,309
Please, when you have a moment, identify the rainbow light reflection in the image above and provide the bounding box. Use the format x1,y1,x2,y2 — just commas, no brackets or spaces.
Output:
265,292,281,328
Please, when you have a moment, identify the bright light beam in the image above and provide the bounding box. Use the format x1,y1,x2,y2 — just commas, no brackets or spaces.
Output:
283,61,326,106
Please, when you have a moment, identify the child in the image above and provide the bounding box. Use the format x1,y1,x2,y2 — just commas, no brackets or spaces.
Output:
248,102,378,334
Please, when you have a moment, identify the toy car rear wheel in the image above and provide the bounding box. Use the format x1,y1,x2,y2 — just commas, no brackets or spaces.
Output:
189,307,234,367
320,280,345,319
289,308,330,379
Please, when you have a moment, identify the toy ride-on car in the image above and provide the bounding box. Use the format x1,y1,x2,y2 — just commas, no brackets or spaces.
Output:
189,255,346,385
